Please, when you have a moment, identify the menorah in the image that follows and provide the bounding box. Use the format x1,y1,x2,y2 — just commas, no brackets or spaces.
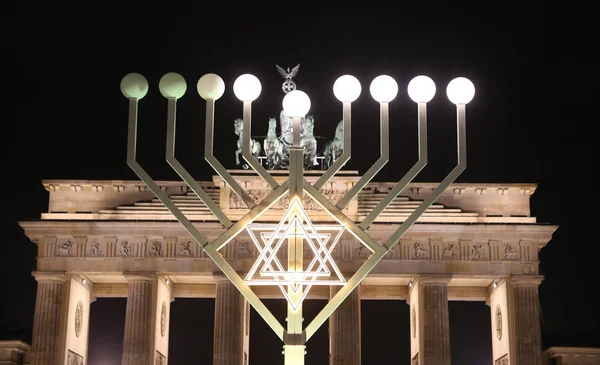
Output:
119,70,475,365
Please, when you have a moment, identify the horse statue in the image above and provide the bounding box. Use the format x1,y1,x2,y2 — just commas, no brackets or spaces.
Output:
264,117,284,170
322,120,344,168
301,115,318,169
234,118,261,167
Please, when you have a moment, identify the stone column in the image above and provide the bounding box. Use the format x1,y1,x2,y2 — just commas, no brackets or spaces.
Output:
329,285,361,365
487,276,543,365
510,276,543,365
122,273,155,365
29,272,66,365
213,280,246,365
408,276,451,365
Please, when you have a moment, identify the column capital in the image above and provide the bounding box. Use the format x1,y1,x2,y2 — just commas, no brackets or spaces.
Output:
123,271,156,282
212,273,232,283
32,271,67,283
418,275,452,286
508,275,544,286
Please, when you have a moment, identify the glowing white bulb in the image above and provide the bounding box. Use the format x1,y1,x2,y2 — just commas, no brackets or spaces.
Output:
233,74,262,101
446,77,475,104
159,72,187,99
197,73,225,100
333,75,361,102
407,75,436,103
282,90,311,117
120,73,149,100
82,279,86,285
369,75,398,102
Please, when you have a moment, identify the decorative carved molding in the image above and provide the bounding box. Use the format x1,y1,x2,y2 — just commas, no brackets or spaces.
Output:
67,350,84,365
176,240,194,257
56,239,75,257
155,350,166,365
494,353,508,365
116,239,136,256
236,240,253,258
495,304,502,341
147,240,164,257
75,301,83,338
411,353,419,365
442,242,458,260
503,242,519,260
160,301,167,337
229,189,347,210
413,241,430,259
471,242,489,261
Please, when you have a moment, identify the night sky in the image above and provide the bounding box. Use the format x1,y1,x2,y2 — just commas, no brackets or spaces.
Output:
1,2,595,365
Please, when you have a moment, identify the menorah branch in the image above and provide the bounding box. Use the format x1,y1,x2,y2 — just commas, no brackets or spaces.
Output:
303,180,385,255
242,101,280,189
126,99,209,247
336,102,390,209
314,101,352,190
165,98,233,228
205,181,290,252
383,103,466,249
360,102,429,229
204,99,256,209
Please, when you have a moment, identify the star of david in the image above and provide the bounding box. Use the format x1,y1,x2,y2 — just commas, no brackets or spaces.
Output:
244,199,346,309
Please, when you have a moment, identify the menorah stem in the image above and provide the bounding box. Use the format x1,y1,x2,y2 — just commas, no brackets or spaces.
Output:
284,117,305,365
204,99,256,209
165,98,233,228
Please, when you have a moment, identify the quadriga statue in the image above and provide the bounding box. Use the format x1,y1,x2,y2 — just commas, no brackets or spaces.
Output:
264,118,284,170
234,118,261,168
301,116,318,169
322,120,344,168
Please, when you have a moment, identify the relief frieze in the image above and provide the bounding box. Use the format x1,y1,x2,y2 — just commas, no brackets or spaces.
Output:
471,242,490,260
56,239,75,257
413,242,431,259
229,189,347,210
502,243,519,260
117,239,137,257
147,240,164,257
86,237,105,257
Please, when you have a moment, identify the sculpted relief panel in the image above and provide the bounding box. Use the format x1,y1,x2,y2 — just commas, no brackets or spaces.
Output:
86,237,105,257
229,189,347,210
67,350,84,365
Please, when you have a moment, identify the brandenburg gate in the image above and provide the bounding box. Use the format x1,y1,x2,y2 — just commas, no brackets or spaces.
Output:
18,69,558,365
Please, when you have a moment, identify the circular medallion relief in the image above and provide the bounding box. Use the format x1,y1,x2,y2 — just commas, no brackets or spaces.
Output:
160,301,167,337
411,306,416,338
75,301,83,338
495,304,503,341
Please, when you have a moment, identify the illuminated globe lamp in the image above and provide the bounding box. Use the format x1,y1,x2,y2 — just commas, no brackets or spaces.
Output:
158,72,187,99
446,77,476,104
283,90,311,148
369,75,399,103
407,75,436,103
233,73,262,102
333,74,362,102
282,90,311,117
120,73,149,100
197,73,225,100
